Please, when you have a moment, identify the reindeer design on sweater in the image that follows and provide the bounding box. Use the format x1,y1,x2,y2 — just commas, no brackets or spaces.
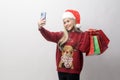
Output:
59,45,74,69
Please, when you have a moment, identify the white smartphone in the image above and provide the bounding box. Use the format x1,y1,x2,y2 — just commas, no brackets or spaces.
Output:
40,12,46,20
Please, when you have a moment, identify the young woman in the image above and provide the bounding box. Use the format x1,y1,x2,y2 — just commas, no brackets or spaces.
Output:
38,9,108,80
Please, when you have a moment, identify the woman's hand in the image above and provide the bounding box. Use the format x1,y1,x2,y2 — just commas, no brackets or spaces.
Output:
38,19,46,29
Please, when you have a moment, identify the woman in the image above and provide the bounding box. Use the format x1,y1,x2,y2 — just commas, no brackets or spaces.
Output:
38,9,91,80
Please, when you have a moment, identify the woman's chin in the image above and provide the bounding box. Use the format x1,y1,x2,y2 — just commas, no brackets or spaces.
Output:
66,28,74,32
66,28,71,31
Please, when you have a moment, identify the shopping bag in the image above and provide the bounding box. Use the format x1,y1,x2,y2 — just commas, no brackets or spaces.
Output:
86,35,94,56
93,36,101,55
86,29,110,56
97,30,109,45
86,35,101,56
96,30,110,53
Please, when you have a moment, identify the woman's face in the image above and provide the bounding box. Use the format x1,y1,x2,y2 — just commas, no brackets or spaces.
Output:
63,18,76,32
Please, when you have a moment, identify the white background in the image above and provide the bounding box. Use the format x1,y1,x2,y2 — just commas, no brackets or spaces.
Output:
0,0,120,80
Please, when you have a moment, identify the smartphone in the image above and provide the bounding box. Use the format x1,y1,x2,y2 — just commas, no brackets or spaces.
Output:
40,12,46,20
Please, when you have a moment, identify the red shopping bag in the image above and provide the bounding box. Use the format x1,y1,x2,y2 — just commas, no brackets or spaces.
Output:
86,29,110,56
87,35,94,56
97,30,109,45
96,30,110,53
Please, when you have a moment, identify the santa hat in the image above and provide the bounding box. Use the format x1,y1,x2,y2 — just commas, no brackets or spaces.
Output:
62,9,81,27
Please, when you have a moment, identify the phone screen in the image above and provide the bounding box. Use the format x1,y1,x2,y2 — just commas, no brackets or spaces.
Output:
41,12,46,20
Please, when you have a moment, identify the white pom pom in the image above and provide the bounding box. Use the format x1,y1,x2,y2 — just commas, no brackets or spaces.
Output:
76,24,81,28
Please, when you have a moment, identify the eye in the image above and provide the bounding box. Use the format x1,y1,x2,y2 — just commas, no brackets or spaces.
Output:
63,22,66,25
66,51,68,53
67,20,70,23
70,51,72,54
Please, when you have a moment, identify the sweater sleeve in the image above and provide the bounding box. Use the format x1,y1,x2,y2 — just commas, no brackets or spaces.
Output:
79,31,90,53
39,27,63,43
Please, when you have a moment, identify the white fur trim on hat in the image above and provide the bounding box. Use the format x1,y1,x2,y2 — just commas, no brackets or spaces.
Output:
62,12,75,19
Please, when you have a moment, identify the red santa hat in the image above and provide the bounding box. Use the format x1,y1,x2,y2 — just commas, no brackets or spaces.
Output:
62,9,81,27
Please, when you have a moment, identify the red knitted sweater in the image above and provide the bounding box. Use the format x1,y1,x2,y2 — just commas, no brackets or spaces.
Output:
39,27,90,74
